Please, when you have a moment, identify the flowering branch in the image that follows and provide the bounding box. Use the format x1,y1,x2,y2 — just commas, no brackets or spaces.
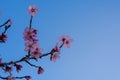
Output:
0,43,63,66
0,4,72,80
0,19,12,43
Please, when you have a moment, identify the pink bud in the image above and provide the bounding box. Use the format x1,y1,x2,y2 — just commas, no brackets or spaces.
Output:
37,67,44,74
25,76,31,80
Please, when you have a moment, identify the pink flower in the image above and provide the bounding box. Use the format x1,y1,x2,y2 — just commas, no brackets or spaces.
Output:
25,41,37,52
5,66,12,73
23,27,37,41
59,35,72,48
50,53,60,62
14,64,22,72
31,47,42,59
28,5,38,16
37,67,44,74
25,76,31,80
54,43,60,53
0,33,7,42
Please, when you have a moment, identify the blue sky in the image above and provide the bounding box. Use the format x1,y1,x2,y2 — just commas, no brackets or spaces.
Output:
0,0,120,80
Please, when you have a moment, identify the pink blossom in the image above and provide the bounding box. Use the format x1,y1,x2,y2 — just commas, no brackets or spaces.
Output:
37,67,44,74
25,76,31,80
5,66,12,73
28,5,38,16
54,43,60,53
59,35,72,48
25,41,36,52
50,53,60,62
23,27,37,41
0,33,7,42
31,48,42,59
14,64,22,72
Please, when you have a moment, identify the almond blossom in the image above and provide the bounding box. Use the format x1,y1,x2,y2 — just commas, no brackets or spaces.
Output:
28,5,38,16
5,66,12,73
37,67,44,74
14,64,22,72
23,26,42,59
0,33,7,42
0,4,72,80
31,47,42,59
54,43,60,53
59,35,72,48
50,53,60,62
24,41,39,52
23,27,37,41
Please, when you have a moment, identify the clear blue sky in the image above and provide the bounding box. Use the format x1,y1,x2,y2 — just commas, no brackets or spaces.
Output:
0,0,120,80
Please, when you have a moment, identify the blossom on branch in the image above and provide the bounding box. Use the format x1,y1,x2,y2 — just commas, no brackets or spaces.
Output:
59,35,72,48
23,27,37,41
28,5,38,16
37,67,44,74
0,33,7,42
54,43,60,53
14,63,22,72
0,4,73,80
25,76,31,80
24,41,38,52
23,27,42,59
31,47,42,59
50,53,60,62
5,66,12,73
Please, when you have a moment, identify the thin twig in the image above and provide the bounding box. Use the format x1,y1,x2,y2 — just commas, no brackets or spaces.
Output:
25,60,40,68
29,16,33,29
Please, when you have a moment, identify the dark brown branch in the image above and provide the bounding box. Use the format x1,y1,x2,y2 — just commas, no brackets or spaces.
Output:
0,19,10,28
0,76,6,79
3,25,11,34
29,16,33,29
25,60,40,68
0,75,31,80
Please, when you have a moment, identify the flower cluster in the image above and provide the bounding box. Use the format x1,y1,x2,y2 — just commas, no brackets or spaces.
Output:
50,35,72,62
50,44,60,62
14,63,22,72
23,27,42,59
28,5,38,16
